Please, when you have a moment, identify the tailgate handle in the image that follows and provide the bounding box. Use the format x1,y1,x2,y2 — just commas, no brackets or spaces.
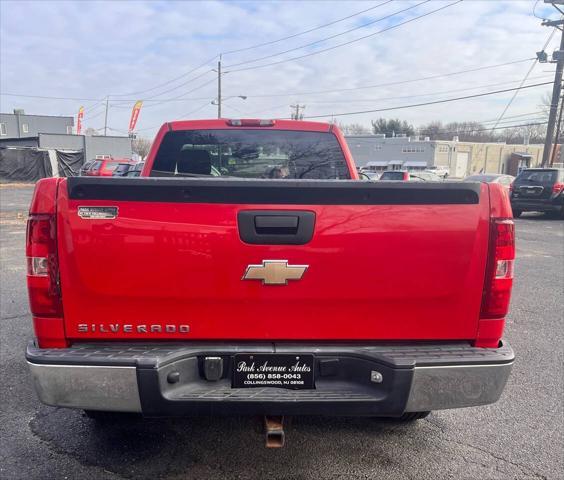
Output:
238,211,315,245
255,215,299,233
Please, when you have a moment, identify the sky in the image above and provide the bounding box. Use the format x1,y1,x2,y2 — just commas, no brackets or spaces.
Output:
0,0,561,139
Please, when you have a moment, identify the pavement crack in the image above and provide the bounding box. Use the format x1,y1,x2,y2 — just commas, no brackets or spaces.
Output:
1,312,29,320
422,419,547,479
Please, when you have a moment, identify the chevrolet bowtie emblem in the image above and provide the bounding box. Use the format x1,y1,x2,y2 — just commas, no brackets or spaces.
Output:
242,260,308,285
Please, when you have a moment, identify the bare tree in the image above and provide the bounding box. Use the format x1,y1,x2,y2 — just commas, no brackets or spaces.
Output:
500,123,547,144
337,122,372,135
132,137,152,159
83,127,99,136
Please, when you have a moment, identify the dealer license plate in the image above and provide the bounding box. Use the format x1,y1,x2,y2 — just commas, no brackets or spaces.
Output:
232,354,315,389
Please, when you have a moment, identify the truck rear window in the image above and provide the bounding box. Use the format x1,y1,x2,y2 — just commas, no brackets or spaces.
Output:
151,129,351,179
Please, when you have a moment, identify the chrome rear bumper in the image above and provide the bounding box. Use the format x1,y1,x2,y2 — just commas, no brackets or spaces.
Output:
27,340,514,415
28,363,142,412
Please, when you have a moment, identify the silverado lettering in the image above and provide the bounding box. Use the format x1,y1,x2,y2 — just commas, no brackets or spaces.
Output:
25,119,515,425
77,324,190,333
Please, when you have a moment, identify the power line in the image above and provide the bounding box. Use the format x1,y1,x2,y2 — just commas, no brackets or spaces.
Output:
232,58,535,98
489,28,557,132
225,0,426,68
135,101,212,133
136,70,214,102
300,81,553,119
533,0,545,20
222,0,394,55
129,77,217,110
0,58,534,105
227,0,463,73
109,54,218,98
108,70,214,107
84,109,107,122
0,92,104,101
297,75,552,104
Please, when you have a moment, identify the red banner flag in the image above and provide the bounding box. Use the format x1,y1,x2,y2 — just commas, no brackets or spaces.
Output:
77,106,84,135
128,100,143,133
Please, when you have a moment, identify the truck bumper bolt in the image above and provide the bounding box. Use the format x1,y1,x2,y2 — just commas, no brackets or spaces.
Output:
370,370,383,383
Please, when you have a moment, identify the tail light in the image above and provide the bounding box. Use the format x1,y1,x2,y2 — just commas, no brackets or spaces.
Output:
403,172,410,181
552,181,564,194
480,219,515,319
509,182,514,192
26,214,62,317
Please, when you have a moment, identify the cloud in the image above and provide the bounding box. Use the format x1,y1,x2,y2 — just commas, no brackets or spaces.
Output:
0,0,559,137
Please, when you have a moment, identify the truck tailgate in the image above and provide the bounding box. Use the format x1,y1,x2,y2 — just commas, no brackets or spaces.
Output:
58,178,489,341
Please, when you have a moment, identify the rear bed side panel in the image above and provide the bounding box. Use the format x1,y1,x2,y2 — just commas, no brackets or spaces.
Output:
56,179,490,342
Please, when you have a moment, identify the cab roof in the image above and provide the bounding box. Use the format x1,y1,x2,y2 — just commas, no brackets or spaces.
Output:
165,118,334,133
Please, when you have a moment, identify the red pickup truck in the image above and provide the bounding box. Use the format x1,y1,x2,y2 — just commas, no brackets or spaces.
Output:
26,119,515,424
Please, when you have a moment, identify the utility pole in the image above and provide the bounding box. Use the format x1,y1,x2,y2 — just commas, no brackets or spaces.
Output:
290,104,305,120
217,55,222,119
103,96,109,136
550,95,564,165
540,3,564,166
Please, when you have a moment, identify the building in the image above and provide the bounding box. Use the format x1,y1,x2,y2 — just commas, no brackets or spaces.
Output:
345,134,547,177
0,110,132,160
0,110,133,182
0,110,73,138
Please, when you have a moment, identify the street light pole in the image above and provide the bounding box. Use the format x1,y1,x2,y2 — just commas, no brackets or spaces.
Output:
217,55,222,119
103,96,109,136
211,95,246,113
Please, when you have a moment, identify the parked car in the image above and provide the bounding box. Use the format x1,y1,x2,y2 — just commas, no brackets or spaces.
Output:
464,174,515,191
85,158,136,177
124,162,145,177
25,119,514,426
380,170,442,181
379,170,410,181
112,162,135,177
358,170,381,181
426,165,450,179
79,160,95,176
510,168,564,218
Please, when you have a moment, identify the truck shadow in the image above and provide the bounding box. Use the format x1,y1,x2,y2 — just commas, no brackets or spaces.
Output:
30,406,433,479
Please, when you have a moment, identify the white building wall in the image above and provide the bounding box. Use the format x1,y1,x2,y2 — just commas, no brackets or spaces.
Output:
345,135,435,169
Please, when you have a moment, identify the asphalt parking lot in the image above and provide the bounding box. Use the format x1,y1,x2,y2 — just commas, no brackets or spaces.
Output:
1,184,562,480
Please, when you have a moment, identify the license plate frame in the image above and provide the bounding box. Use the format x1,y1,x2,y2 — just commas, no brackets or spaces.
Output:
232,353,315,389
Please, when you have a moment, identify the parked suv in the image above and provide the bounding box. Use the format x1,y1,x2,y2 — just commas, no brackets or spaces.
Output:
510,168,564,218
